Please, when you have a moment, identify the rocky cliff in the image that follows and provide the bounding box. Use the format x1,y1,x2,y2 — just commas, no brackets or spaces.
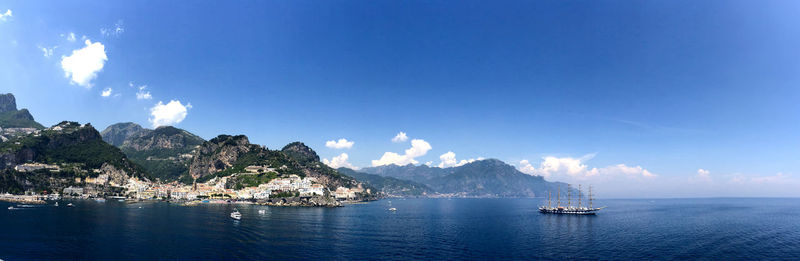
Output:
0,93,44,129
188,135,253,179
0,93,17,113
100,122,149,147
101,123,205,182
188,135,365,192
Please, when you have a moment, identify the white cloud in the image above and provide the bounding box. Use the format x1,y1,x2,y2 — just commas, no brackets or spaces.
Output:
149,100,191,128
689,169,712,183
438,151,482,168
101,87,112,97
60,39,107,88
136,85,152,100
392,132,408,143
0,9,12,22
517,153,655,180
519,160,536,175
39,45,56,58
372,139,432,166
322,153,359,170
101,20,125,37
66,32,76,42
325,138,354,149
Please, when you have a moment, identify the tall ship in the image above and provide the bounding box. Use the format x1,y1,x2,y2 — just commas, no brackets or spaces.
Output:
539,184,604,215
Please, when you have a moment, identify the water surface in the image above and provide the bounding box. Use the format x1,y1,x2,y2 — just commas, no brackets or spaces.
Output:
1,198,798,260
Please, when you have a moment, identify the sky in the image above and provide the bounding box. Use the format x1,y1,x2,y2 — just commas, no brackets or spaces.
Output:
1,0,799,197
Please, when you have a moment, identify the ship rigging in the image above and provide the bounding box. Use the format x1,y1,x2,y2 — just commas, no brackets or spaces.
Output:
539,184,604,215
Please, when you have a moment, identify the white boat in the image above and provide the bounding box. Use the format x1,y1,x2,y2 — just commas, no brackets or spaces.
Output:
95,198,106,202
66,203,74,207
389,207,397,211
258,209,266,214
54,202,59,207
7,206,15,210
230,209,242,220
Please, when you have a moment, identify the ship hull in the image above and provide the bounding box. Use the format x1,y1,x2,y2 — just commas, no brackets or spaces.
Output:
538,207,599,215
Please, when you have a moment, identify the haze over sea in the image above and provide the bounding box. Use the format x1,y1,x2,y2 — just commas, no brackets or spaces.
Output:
2,198,799,260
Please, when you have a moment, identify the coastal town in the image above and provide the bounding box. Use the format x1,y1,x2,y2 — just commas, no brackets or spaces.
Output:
1,122,371,207
4,161,369,207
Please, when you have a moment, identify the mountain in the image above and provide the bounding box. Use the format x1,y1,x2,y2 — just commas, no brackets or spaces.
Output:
100,122,149,147
0,93,44,129
361,159,564,197
101,123,205,183
360,163,449,182
188,136,367,193
0,121,148,194
337,167,433,196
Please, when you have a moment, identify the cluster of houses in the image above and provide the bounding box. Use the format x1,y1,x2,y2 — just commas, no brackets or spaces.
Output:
0,127,39,142
14,163,60,172
111,165,366,201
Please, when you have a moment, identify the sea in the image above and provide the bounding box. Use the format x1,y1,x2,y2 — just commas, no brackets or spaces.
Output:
1,198,799,260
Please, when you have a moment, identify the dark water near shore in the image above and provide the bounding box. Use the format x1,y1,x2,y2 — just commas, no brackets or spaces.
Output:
2,198,799,260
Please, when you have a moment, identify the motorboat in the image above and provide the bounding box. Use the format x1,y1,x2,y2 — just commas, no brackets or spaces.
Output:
230,209,242,220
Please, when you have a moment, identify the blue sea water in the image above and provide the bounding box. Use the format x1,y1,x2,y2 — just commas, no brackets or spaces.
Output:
1,198,799,260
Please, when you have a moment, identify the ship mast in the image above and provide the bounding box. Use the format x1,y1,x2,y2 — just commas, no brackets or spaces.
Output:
567,184,572,209
589,185,593,209
557,186,561,208
578,184,582,209
547,190,551,209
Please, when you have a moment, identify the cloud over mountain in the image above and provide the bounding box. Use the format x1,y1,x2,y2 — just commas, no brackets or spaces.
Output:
438,151,482,168
372,139,431,166
149,100,191,128
322,153,358,169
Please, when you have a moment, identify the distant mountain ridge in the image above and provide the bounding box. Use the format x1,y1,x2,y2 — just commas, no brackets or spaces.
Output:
358,159,564,197
0,93,44,129
337,167,434,196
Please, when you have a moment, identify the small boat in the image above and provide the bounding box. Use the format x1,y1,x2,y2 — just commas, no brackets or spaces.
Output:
95,198,106,202
54,202,59,207
8,206,15,210
258,209,266,214
66,203,74,207
389,207,397,211
118,199,125,202
230,209,242,220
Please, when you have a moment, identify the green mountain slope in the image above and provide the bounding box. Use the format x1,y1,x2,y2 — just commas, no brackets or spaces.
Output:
0,121,149,194
101,123,205,183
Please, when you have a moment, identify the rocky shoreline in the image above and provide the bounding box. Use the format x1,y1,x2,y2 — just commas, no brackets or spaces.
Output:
257,196,343,207
0,194,48,204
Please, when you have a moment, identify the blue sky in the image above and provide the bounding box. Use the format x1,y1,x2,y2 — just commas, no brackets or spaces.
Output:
1,0,799,197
